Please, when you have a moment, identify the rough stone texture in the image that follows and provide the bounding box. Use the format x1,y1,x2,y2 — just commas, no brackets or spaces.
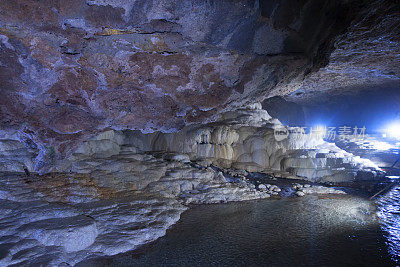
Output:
0,105,380,182
279,0,400,104
0,0,382,171
262,1,399,132
110,105,380,182
293,183,347,196
260,1,400,156
0,172,187,266
0,106,382,265
0,1,397,265
0,135,273,265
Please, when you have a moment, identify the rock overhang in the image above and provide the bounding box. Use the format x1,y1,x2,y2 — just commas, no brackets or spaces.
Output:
0,0,398,171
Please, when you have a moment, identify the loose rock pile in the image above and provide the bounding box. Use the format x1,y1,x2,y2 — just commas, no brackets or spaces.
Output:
293,183,346,197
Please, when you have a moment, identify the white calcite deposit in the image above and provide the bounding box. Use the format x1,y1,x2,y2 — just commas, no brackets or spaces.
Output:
293,183,347,197
0,172,187,266
61,103,379,183
0,104,382,265
0,104,380,183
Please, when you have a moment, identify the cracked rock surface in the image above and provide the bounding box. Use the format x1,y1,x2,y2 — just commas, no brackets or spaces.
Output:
1,0,390,170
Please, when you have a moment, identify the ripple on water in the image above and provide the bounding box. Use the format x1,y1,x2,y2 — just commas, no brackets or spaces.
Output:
378,185,400,264
80,195,394,266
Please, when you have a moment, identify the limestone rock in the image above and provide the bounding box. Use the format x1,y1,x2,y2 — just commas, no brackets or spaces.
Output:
0,0,387,168
301,186,346,195
17,215,98,252
173,154,190,163
296,191,306,197
0,171,187,266
258,184,267,191
74,140,121,158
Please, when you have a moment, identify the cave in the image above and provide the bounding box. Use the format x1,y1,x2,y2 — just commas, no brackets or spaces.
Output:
0,0,399,266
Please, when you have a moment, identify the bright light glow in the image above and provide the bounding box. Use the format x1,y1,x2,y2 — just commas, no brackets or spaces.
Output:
373,141,393,150
385,122,400,140
311,125,327,136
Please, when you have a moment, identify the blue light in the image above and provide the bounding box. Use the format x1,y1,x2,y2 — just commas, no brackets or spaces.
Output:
384,122,400,139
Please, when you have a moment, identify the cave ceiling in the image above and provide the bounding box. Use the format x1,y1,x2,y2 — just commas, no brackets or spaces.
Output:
0,0,398,170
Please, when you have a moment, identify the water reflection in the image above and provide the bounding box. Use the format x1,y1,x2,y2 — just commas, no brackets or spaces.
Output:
377,185,400,263
80,195,393,266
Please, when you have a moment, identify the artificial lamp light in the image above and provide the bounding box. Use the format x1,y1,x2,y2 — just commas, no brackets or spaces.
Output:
386,122,400,139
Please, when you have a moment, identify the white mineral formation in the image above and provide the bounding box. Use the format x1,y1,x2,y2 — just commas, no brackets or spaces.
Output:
61,104,379,183
0,104,380,265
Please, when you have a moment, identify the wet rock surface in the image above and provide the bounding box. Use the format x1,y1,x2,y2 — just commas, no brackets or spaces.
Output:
0,154,272,265
0,161,355,265
0,172,187,266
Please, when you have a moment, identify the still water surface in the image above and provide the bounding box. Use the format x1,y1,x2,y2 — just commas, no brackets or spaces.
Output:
81,193,398,266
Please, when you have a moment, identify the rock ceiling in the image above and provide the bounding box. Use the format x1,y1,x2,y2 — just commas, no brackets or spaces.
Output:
0,0,398,170
286,0,400,101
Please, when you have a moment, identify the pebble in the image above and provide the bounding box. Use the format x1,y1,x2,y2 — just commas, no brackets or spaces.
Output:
296,191,305,197
293,183,302,189
258,184,267,190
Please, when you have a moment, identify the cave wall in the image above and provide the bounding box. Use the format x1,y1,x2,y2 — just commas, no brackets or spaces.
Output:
0,0,372,172
0,104,378,183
